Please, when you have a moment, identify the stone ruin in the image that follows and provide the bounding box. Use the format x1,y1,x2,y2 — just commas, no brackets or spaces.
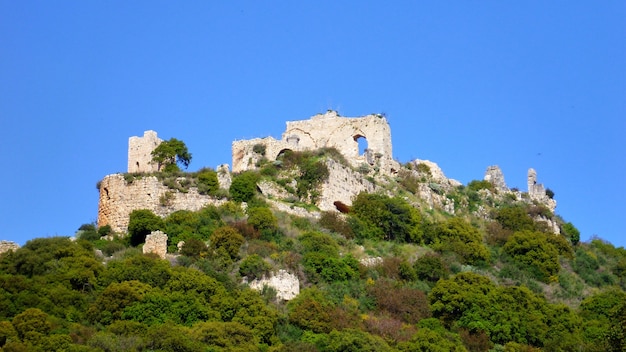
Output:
483,166,557,212
143,230,168,259
232,111,399,175
0,241,20,255
528,168,557,211
484,165,509,193
128,130,162,173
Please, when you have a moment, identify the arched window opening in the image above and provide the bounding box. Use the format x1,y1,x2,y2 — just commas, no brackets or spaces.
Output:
353,135,368,156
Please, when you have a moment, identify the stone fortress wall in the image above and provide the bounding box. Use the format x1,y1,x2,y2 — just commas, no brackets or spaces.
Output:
97,173,227,233
128,130,162,173
232,111,399,175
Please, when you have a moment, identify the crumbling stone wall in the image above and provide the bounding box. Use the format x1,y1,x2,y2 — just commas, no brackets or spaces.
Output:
97,174,226,233
128,130,162,173
0,241,19,255
484,165,509,193
143,230,168,259
527,168,557,212
232,111,398,175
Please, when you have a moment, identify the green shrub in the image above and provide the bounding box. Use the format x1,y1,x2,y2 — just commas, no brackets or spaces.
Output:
127,209,164,246
561,222,580,246
416,163,432,176
180,238,208,259
229,171,259,202
350,192,422,243
252,143,267,156
98,225,112,237
210,226,244,260
319,211,354,239
247,207,277,232
467,180,494,192
239,254,272,280
414,253,450,283
77,223,100,241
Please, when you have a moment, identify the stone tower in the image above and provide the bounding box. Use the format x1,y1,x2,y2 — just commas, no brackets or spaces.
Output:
128,130,162,173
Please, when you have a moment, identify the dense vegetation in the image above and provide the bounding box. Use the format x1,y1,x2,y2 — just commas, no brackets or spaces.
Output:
2,150,625,351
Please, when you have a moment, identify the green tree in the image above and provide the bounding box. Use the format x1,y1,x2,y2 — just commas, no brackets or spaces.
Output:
322,329,393,352
11,308,51,340
429,272,495,327
151,138,192,172
190,321,259,351
561,222,580,246
427,217,490,265
350,192,422,242
503,230,560,282
87,280,152,325
288,288,336,333
247,207,277,232
127,209,164,246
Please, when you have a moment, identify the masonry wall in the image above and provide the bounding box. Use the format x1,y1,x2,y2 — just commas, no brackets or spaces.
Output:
97,174,225,233
232,111,397,175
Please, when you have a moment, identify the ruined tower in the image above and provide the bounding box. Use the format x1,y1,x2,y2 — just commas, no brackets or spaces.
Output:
128,130,162,173
232,111,397,175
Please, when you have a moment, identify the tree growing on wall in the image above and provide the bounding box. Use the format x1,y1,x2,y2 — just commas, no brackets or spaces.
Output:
151,138,192,172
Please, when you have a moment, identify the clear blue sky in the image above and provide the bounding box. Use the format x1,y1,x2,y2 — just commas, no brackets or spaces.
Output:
1,1,624,247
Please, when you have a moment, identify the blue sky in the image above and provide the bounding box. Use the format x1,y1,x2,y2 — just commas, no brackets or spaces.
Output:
1,1,624,247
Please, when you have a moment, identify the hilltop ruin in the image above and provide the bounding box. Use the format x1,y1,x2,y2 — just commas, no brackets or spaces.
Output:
97,111,557,235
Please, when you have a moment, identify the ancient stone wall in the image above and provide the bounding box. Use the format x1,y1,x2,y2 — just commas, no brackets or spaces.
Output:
232,111,398,175
317,159,378,211
128,130,162,173
97,174,226,233
143,230,168,259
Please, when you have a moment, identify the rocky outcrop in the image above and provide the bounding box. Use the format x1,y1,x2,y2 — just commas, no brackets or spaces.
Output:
405,159,459,213
0,241,19,255
97,174,226,233
143,230,168,259
245,269,300,301
265,199,320,219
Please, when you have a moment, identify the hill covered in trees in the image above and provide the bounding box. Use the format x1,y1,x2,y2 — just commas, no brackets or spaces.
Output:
1,147,625,351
